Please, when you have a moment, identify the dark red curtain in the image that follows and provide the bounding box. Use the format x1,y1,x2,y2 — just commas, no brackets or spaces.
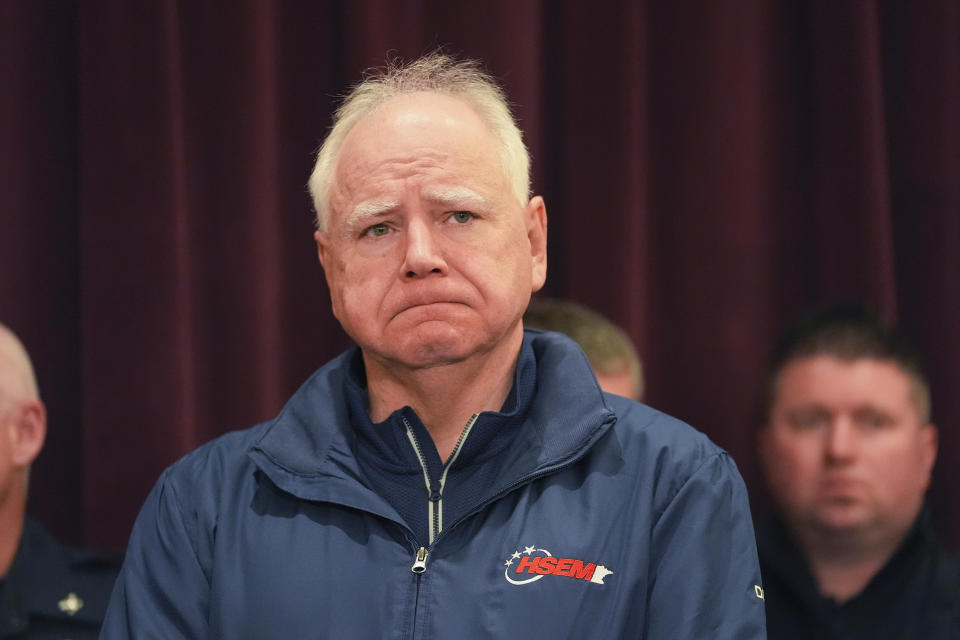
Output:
2,1,958,552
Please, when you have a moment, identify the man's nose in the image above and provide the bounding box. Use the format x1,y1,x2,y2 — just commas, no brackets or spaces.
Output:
824,418,858,463
401,220,447,278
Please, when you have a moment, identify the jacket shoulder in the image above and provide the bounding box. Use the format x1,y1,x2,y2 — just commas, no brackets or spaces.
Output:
9,519,121,629
157,424,270,512
604,394,728,463
165,351,356,484
599,394,742,512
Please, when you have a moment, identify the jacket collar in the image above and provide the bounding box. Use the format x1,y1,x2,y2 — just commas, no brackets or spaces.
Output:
248,330,616,515
343,335,538,480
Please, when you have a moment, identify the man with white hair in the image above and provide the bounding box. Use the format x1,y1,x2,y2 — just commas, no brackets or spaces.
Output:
103,53,766,638
0,324,118,638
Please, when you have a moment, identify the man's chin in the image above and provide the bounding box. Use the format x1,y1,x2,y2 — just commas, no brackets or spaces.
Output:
810,504,875,537
360,320,520,370
403,341,475,369
376,332,476,370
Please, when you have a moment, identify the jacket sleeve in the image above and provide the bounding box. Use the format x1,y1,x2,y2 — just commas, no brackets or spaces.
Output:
100,468,211,639
645,451,767,639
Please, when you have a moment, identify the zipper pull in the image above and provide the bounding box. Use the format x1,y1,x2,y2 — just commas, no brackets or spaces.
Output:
411,546,428,574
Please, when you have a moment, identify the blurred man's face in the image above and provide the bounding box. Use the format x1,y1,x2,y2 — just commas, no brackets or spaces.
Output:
315,92,546,372
759,355,937,544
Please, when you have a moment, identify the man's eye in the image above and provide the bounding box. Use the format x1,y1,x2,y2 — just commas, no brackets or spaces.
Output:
788,411,827,430
856,409,892,430
364,223,390,237
449,211,474,224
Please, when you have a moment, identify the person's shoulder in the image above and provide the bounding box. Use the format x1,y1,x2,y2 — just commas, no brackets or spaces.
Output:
165,420,269,481
166,352,356,476
603,393,726,463
934,545,960,614
151,423,290,527
20,518,121,575
159,353,356,497
596,394,743,505
15,519,121,628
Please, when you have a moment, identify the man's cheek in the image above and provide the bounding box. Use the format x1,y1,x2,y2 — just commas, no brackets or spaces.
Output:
342,284,383,321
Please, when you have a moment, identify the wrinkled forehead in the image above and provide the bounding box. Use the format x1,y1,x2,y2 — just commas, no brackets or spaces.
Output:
331,93,507,195
351,91,498,139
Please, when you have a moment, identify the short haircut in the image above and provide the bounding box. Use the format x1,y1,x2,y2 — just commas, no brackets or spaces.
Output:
763,303,931,423
524,298,643,401
0,323,40,403
308,52,531,231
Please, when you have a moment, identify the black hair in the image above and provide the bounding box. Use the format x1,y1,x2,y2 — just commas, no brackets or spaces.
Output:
763,302,931,422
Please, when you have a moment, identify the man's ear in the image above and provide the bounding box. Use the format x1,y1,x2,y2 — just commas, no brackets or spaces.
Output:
314,230,330,270
525,196,548,291
920,423,938,490
9,399,46,468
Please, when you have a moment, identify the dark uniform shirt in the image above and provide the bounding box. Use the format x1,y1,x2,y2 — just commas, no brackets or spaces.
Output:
758,508,960,639
0,519,119,639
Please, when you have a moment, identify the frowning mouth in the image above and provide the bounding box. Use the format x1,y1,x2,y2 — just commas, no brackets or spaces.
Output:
391,300,468,320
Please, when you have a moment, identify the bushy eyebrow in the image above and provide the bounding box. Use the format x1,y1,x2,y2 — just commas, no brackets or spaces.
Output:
342,188,490,235
344,200,399,235
421,187,490,211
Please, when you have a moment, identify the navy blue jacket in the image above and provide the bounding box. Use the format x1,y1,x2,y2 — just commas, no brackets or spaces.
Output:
0,519,119,639
102,331,766,638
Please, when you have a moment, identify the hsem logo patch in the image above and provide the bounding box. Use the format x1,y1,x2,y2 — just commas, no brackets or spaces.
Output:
503,544,613,586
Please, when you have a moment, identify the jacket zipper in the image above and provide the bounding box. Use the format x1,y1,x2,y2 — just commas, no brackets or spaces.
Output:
405,449,591,574
423,415,615,556
404,414,614,635
411,546,428,573
404,413,479,569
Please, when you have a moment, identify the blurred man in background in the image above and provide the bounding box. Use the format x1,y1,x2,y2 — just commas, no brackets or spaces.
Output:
756,305,959,638
0,324,118,638
523,298,643,401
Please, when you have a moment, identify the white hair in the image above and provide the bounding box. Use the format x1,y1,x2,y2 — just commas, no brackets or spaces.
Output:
308,53,531,231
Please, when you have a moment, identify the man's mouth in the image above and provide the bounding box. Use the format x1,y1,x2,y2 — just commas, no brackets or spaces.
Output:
819,476,862,498
392,300,466,320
